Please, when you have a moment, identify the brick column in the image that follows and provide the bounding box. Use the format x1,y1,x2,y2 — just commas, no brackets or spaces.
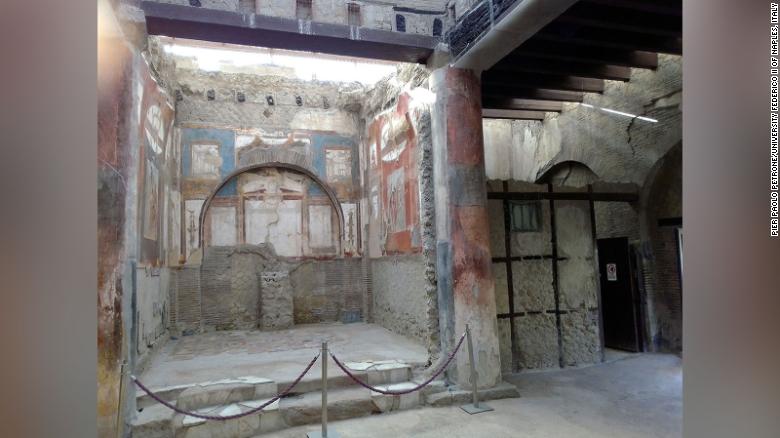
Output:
430,67,501,388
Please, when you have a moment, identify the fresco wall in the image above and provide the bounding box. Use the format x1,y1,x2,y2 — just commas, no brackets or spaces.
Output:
180,125,361,259
134,56,180,360
365,91,422,257
98,29,134,438
363,86,436,346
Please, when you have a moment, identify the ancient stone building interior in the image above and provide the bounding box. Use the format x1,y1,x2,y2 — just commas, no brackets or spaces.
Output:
98,0,682,436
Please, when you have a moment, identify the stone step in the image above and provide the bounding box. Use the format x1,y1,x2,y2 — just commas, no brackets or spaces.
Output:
132,378,450,438
424,380,521,407
136,376,277,411
136,361,413,411
279,386,377,427
279,360,413,394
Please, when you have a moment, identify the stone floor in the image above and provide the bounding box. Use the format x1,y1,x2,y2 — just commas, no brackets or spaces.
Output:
254,352,682,438
138,323,429,388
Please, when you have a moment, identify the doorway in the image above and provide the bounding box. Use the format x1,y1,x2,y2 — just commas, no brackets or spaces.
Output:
598,237,643,352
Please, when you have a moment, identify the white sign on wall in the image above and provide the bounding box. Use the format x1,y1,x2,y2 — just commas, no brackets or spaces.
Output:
606,263,618,282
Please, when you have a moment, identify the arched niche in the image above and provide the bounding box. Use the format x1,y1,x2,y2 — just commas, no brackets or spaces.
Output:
197,162,345,256
536,160,599,186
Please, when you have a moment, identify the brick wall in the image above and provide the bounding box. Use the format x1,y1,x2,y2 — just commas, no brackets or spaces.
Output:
168,247,368,334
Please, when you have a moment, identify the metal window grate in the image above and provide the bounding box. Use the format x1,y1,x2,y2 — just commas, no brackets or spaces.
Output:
296,0,312,21
510,200,542,232
395,14,406,32
347,3,361,27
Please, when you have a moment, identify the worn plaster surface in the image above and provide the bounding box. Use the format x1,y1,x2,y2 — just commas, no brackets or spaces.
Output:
431,67,501,387
138,323,428,388
371,255,429,345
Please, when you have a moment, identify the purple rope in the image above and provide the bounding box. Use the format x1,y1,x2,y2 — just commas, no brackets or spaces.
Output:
131,353,320,421
329,331,467,395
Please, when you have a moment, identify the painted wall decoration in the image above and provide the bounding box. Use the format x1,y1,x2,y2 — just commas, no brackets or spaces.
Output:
168,190,182,265
386,168,407,232
180,125,361,260
342,203,359,255
142,160,160,240
365,92,421,256
191,143,222,179
137,58,175,266
185,199,204,257
326,148,352,180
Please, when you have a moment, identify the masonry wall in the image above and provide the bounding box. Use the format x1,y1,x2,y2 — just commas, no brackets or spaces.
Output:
134,56,182,363
482,55,683,357
488,180,600,371
361,70,437,348
149,0,449,36
641,143,682,352
147,57,374,331
482,55,682,186
98,8,185,434
98,27,135,438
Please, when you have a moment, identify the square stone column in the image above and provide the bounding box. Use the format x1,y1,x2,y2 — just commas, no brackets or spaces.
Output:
430,67,502,388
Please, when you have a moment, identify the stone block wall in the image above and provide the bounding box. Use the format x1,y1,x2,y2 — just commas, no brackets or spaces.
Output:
155,0,240,11
167,245,367,333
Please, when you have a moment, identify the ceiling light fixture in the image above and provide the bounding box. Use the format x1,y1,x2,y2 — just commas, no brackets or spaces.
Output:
580,103,658,123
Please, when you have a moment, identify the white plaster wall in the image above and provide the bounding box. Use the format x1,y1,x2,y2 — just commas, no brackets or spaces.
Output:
155,0,239,11
257,0,295,18
245,199,304,256
210,206,238,246
308,204,334,248
136,267,168,358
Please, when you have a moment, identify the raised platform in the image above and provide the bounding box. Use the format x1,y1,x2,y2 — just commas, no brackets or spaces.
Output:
132,323,519,438
138,323,429,389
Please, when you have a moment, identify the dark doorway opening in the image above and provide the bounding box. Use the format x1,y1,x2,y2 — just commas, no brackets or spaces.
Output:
598,237,643,352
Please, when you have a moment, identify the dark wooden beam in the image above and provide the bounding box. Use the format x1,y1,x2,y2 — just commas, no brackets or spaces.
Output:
483,71,605,93
482,97,564,112
482,109,547,121
581,0,682,16
560,2,682,38
487,191,639,202
141,1,436,63
510,39,659,69
536,23,682,55
492,56,632,81
482,86,585,102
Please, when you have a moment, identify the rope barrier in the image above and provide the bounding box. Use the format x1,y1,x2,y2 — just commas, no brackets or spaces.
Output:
132,329,470,421
131,352,320,421
329,330,467,395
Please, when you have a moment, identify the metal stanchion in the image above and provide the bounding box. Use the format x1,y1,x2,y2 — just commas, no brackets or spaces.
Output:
460,324,493,414
307,341,339,438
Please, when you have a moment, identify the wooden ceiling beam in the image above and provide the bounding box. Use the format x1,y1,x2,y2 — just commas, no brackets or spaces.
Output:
482,109,547,121
482,71,605,93
492,56,632,81
509,40,659,69
536,24,682,55
481,86,585,102
482,97,564,112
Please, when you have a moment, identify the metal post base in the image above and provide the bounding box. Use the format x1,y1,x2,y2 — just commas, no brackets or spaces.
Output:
460,403,494,414
307,431,341,438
